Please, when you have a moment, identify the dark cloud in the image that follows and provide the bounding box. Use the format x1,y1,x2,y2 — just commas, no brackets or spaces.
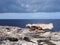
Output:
0,0,60,13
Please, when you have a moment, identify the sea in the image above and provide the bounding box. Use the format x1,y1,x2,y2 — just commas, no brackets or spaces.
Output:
0,19,60,31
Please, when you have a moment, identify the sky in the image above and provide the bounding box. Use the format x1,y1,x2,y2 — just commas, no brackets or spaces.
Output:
0,0,60,13
0,13,60,19
0,0,60,19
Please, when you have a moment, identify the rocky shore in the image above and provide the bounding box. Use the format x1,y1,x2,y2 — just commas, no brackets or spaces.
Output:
0,26,59,45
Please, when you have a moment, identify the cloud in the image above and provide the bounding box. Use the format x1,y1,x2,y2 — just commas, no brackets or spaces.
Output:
0,13,60,19
0,0,60,13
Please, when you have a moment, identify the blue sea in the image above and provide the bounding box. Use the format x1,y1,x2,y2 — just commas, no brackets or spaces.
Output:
0,19,60,31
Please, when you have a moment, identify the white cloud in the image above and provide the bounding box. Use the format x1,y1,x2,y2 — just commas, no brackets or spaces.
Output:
0,13,60,19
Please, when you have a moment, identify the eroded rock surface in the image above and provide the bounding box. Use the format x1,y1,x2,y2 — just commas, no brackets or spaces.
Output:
0,26,59,45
